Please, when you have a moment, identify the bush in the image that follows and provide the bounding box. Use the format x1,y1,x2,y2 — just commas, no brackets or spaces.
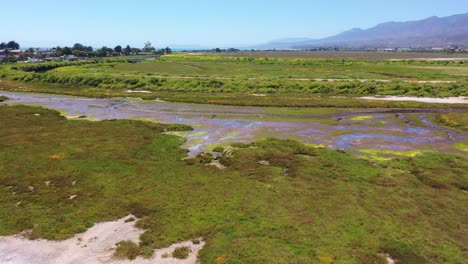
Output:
212,147,225,153
115,240,140,260
172,246,190,259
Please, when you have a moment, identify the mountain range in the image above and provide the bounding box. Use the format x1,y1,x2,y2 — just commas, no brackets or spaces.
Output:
257,13,468,49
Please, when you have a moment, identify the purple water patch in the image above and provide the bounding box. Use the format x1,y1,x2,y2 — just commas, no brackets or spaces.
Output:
1,91,466,157
333,133,434,150
403,127,431,135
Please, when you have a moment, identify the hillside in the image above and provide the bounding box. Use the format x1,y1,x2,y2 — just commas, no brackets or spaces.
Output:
259,13,468,49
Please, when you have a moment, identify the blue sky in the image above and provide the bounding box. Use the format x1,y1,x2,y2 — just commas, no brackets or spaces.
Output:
2,0,467,48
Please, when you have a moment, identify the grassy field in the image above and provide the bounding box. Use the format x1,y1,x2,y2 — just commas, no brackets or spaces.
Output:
2,79,467,109
0,104,467,263
0,53,467,106
432,112,468,132
109,54,468,80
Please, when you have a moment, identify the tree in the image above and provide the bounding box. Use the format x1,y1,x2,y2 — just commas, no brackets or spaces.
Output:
6,41,19,50
53,46,62,56
62,47,72,56
124,45,132,55
27,48,35,58
95,49,107,57
73,50,86,57
0,42,6,49
142,41,155,52
164,47,172,54
114,45,122,53
95,46,113,57
104,47,114,53
72,43,85,51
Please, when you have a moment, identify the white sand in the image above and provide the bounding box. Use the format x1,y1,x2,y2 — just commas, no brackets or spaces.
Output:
0,216,204,264
126,90,153,94
359,96,468,104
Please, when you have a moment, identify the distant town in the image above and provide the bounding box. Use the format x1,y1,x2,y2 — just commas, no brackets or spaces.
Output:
1,40,467,63
0,41,173,63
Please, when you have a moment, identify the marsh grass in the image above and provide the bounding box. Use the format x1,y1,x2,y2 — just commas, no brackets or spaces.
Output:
431,112,468,132
172,246,190,259
1,53,467,106
0,105,467,263
115,240,140,260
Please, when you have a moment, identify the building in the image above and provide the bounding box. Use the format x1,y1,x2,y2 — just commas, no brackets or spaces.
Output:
27,57,44,63
40,49,56,56
8,49,23,56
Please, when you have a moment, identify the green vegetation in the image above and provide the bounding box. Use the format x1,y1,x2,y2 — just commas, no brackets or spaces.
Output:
0,105,466,263
115,240,140,260
10,60,101,72
432,112,468,132
349,115,374,121
1,79,467,109
0,53,467,107
212,146,225,153
172,246,191,259
454,141,468,152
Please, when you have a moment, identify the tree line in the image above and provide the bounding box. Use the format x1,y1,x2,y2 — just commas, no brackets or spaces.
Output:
0,41,20,50
1,40,172,61
50,41,172,57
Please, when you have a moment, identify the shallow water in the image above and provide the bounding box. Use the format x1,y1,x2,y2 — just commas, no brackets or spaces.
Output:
1,91,466,157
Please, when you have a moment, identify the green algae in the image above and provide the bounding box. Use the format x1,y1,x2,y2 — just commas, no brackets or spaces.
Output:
453,141,468,152
349,115,374,121
359,149,426,161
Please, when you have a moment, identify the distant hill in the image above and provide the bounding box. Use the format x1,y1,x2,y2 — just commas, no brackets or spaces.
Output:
258,13,468,49
255,38,316,50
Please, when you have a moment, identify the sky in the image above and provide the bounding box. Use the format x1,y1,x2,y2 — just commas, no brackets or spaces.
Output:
1,0,467,49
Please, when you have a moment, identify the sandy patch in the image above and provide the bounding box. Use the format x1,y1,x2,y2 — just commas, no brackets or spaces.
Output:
258,160,271,166
359,96,468,104
0,216,204,264
126,90,153,94
207,160,226,169
386,256,396,264
390,58,468,61
49,153,65,159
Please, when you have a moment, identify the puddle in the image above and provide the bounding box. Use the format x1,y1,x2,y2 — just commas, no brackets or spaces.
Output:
1,91,466,157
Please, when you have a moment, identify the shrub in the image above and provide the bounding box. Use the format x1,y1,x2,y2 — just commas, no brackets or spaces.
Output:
212,147,225,153
172,246,190,259
115,240,140,260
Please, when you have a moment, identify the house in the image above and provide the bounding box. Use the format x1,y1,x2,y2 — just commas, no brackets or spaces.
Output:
379,48,397,52
8,49,23,56
27,57,44,63
65,55,83,61
40,49,56,56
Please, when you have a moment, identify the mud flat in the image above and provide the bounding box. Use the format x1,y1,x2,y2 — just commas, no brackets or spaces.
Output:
359,96,468,104
0,216,204,264
0,91,466,157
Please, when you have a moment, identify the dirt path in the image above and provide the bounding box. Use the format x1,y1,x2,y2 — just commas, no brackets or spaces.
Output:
0,216,204,264
359,96,468,104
